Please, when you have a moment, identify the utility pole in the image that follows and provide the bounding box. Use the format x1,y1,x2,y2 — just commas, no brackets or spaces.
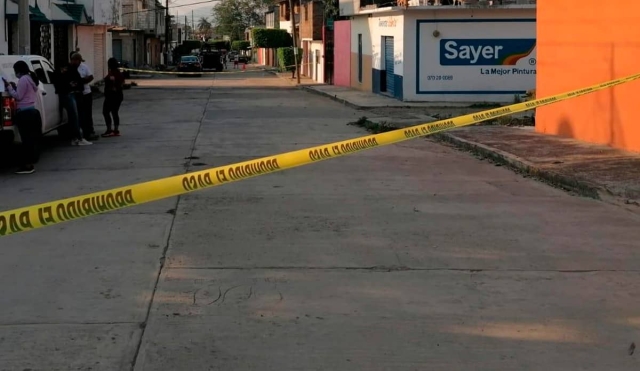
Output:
18,0,30,55
288,0,300,84
192,10,194,40
164,0,170,65
185,16,188,39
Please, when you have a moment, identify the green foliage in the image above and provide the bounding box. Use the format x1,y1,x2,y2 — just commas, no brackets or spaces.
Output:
197,17,213,39
277,47,303,71
212,0,270,41
322,0,340,19
252,28,292,49
231,40,251,50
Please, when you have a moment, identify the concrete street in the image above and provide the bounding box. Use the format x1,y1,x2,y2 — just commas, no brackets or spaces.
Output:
1,71,640,370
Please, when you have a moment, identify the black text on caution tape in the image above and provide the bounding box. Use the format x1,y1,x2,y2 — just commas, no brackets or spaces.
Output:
308,138,379,161
0,190,136,236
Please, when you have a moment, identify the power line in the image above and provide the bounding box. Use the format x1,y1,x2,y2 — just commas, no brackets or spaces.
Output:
122,0,218,16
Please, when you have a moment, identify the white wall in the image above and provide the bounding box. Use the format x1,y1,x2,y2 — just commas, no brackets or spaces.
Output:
403,8,536,102
310,40,323,83
280,20,293,34
369,14,404,75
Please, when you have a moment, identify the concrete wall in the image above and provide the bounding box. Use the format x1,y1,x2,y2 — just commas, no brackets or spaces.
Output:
370,14,404,99
91,0,122,25
403,8,536,102
339,0,359,16
280,20,293,34
0,4,7,55
333,20,350,87
112,32,145,67
350,16,372,91
536,2,640,152
350,13,404,99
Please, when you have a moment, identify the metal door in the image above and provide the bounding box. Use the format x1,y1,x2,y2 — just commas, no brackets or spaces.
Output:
113,39,123,62
384,36,395,96
93,33,105,78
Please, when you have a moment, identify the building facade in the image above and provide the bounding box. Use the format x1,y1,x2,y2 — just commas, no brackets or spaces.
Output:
2,0,115,78
112,0,165,67
299,0,324,82
336,1,536,102
536,1,640,153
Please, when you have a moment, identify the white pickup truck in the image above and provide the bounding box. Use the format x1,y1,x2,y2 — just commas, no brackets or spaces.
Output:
0,55,66,145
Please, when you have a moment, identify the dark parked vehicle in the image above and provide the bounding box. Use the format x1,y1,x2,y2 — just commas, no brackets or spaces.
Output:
177,55,203,77
199,44,224,71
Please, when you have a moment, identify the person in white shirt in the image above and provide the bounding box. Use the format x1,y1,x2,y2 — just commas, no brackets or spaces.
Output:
71,53,98,141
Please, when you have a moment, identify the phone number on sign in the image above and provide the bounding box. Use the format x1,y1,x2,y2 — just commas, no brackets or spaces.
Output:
426,75,454,81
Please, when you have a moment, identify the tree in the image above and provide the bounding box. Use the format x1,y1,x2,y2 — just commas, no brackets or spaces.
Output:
251,28,292,49
198,17,213,39
198,17,211,32
231,40,251,51
211,0,271,41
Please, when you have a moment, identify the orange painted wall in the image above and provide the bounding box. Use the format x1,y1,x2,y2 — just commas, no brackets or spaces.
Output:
536,2,640,152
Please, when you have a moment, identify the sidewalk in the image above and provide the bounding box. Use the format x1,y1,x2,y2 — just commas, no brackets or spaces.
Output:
306,84,640,207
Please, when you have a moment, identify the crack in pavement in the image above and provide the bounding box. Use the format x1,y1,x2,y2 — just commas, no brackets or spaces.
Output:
128,75,217,371
0,321,140,327
165,266,640,273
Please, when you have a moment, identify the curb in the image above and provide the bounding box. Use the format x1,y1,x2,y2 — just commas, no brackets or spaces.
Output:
300,85,367,110
299,87,633,206
431,132,602,199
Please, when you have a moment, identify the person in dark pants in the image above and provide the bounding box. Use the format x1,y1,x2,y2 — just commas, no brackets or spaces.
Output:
2,61,43,174
101,58,125,137
70,53,98,141
54,61,92,146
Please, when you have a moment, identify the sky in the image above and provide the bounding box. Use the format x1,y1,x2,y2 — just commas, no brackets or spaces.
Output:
168,0,217,21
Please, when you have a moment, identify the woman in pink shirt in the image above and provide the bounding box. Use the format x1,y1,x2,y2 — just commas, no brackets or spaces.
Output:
2,61,42,174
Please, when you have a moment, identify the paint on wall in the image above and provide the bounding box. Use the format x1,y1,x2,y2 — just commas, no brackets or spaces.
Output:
333,20,351,87
536,1,640,152
350,14,404,98
401,9,535,102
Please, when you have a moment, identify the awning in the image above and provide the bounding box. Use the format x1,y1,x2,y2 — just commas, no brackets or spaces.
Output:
4,0,50,23
52,1,90,24
50,3,78,24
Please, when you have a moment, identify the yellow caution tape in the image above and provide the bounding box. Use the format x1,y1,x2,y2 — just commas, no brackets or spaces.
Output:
122,68,255,75
1,73,639,237
122,63,311,75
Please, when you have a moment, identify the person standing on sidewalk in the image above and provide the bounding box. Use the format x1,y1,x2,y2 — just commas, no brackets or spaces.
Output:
54,61,92,146
71,53,98,141
101,58,125,137
2,61,43,174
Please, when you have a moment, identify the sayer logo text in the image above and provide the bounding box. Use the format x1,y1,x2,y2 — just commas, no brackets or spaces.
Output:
440,39,536,66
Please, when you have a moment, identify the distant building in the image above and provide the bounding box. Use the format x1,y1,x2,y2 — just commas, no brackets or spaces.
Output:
334,0,537,102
